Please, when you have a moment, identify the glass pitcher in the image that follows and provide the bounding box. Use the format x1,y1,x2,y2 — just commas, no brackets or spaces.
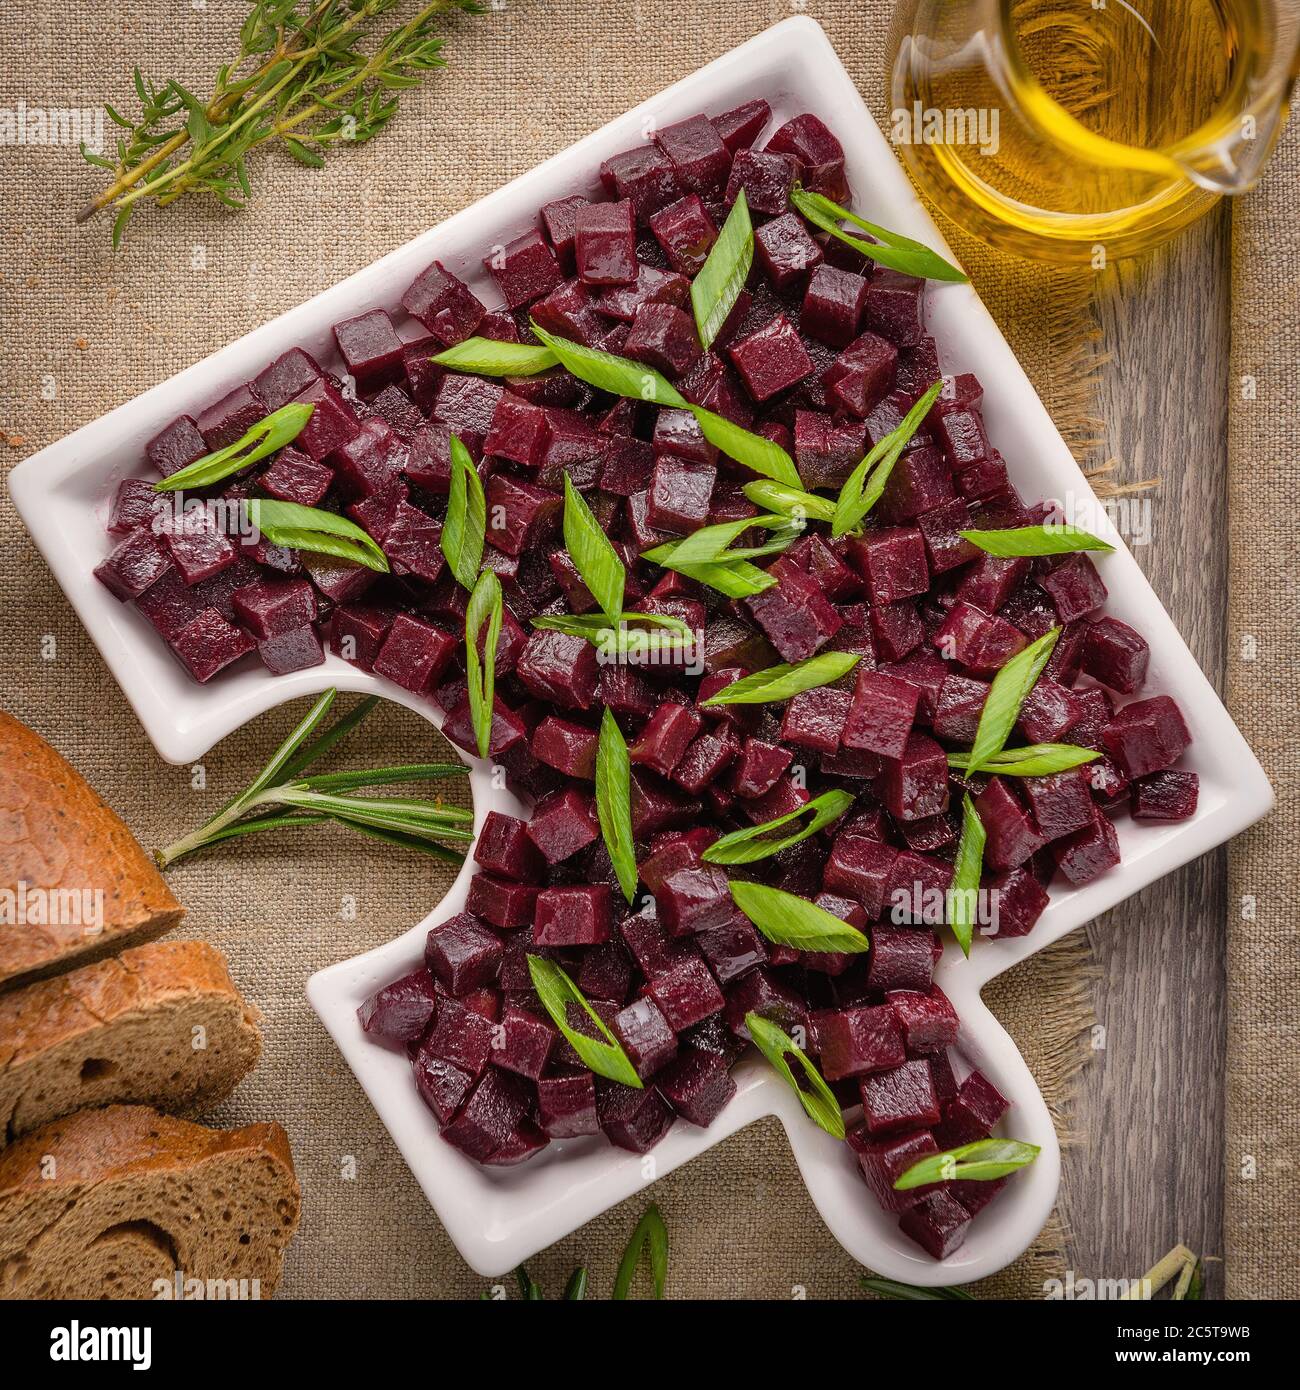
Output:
885,0,1300,262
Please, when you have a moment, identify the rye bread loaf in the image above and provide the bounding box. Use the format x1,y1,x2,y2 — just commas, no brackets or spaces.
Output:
0,711,184,990
0,1105,299,1299
0,940,261,1146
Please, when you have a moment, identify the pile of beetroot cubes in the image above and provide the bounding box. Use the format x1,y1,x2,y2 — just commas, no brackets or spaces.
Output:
94,100,1197,1261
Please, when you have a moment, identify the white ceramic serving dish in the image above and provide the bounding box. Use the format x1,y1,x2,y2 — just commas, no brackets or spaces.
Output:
9,16,1271,1287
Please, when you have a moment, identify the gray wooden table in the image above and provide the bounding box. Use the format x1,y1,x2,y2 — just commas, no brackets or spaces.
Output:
1060,207,1230,1299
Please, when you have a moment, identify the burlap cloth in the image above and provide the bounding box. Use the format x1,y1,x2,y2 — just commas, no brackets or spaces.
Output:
9,0,1285,1299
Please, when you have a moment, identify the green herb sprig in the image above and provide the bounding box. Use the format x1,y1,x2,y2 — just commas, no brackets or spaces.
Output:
700,652,861,706
832,380,945,537
742,479,837,525
246,498,389,571
746,1012,845,1139
153,402,313,492
963,627,1060,772
690,189,753,348
432,339,559,376
704,790,855,866
465,569,503,760
563,475,624,620
730,881,869,954
947,743,1101,778
83,1,483,246
894,1137,1041,1190
596,709,638,904
960,524,1114,557
155,689,469,867
440,434,486,588
789,185,968,283
612,1204,669,1300
526,955,642,1088
946,793,986,958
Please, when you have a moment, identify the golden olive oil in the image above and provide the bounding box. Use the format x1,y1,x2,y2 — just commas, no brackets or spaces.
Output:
887,0,1275,261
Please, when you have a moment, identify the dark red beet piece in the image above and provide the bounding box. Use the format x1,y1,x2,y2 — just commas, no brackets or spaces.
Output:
986,866,1050,938
442,1069,534,1161
744,563,842,661
612,996,678,1078
975,777,1045,870
535,884,613,947
575,199,638,285
107,479,160,535
532,716,599,780
373,612,456,694
712,99,770,151
936,1069,1009,1148
596,1078,675,1153
656,114,731,195
880,733,950,822
1131,769,1199,821
146,415,207,477
260,448,333,506
334,308,404,389
752,213,824,290
485,228,562,310
526,787,600,864
888,988,959,1052
649,194,718,275
330,601,394,671
517,629,599,710
291,378,360,461
630,702,704,777
860,1059,941,1135
401,260,485,345
658,1049,738,1126
862,270,926,348
473,812,545,883
725,147,797,215
466,874,539,929
168,608,255,683
413,1048,474,1124
1017,676,1081,743
866,925,936,994
1082,615,1150,694
656,864,737,937
254,347,323,411
424,913,504,995
818,1005,907,1082
850,1127,944,1213
780,687,850,754
1051,805,1122,885
484,392,551,468
723,966,808,1040
824,834,899,917
1040,552,1108,622
494,1007,556,1080
257,627,324,676
196,383,265,451
1021,768,1095,842
802,264,870,348
538,1072,600,1138
357,968,439,1042
899,1191,972,1259
625,302,703,378
1101,694,1192,779
95,528,172,601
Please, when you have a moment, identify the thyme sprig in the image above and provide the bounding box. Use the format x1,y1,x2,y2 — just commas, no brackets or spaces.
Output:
82,0,482,245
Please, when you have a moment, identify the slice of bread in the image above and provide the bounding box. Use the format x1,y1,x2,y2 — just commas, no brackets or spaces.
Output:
0,711,184,990
0,940,261,1145
0,1105,299,1299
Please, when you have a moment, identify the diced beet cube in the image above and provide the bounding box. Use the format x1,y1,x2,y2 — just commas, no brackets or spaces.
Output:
778,687,850,755
974,777,1044,870
157,511,236,585
530,715,598,781
291,377,360,461
480,1120,548,1167
537,1072,599,1139
257,626,324,675
986,865,1050,938
334,308,403,389
432,374,503,457
1102,694,1192,779
493,1007,556,1080
850,1127,943,1212
625,302,702,378
259,448,332,506
575,200,638,285
424,912,503,994
535,884,612,947
231,578,316,640
649,1049,732,1126
712,99,770,152
373,612,455,694
880,732,950,822
357,967,439,1042
652,407,717,466
484,228,561,310
888,988,959,1052
1021,768,1095,842
526,787,600,864
725,147,796,216
1040,552,1108,622
951,1176,1009,1217
465,874,538,929
931,407,990,469
869,600,926,663
483,392,551,468
850,527,929,606
330,601,394,671
168,607,255,682
402,260,485,345
673,728,738,795
823,331,898,419
302,554,375,605
886,849,953,924
629,702,703,778
1017,676,1081,743
723,966,808,1040
656,113,731,195
413,1048,474,1124
801,264,870,348
630,769,704,838
1043,619,1088,685
933,674,989,745
598,436,655,496
899,1190,972,1259
860,1059,941,1135
649,194,718,276
612,996,678,1078
695,916,769,984
734,312,811,400
600,143,684,222
1131,769,1199,821
744,563,842,661
253,347,323,412
597,1078,675,1152
752,213,824,291
146,414,207,478
867,924,936,993
532,277,608,346
95,528,171,600
330,417,402,500
862,269,926,348
646,458,719,541
824,834,899,917
106,478,159,535
917,498,978,574
954,554,1028,614
593,264,691,327
473,812,545,883
844,650,926,753
729,737,794,799
131,568,204,638
767,112,843,167
572,938,632,1005
1082,616,1150,694
485,473,561,558
933,600,1027,675
818,1005,907,1081
442,1069,533,1161
744,775,810,825
196,383,265,451
656,863,737,937
539,194,587,274
792,410,866,490
517,629,599,710
937,1069,1009,1148
1052,805,1122,885
443,696,528,761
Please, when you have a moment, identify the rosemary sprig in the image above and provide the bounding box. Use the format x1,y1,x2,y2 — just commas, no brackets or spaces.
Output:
155,689,468,867
82,0,482,245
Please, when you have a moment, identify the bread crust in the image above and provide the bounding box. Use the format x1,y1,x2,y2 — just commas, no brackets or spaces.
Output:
0,711,184,990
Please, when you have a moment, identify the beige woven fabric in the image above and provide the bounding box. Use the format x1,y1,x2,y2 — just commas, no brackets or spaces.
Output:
1224,114,1300,1301
0,0,1102,1298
